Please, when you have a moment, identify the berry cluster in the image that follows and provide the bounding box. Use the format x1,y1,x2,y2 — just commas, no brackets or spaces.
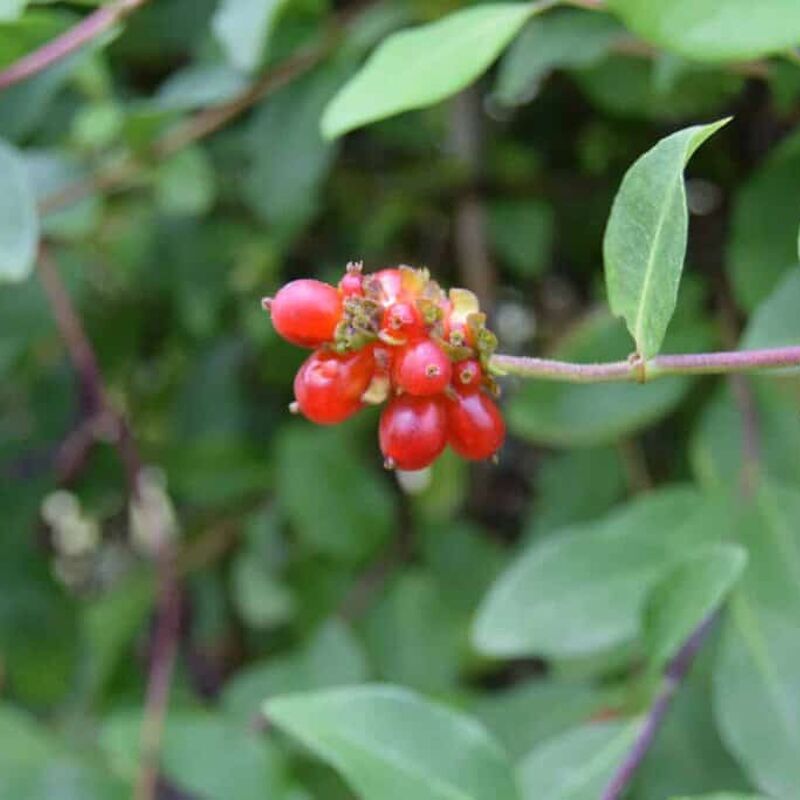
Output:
263,263,505,471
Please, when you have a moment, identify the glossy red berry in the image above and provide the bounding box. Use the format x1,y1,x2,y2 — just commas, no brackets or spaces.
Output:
339,271,363,297
446,390,505,461
453,359,482,392
293,348,374,424
379,395,447,470
381,301,424,339
267,279,342,348
393,338,452,396
371,268,405,305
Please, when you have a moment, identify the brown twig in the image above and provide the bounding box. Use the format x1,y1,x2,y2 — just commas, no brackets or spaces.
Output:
0,0,150,92
37,247,180,800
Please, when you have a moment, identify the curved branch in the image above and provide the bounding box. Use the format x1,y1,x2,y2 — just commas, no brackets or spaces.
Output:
0,0,150,92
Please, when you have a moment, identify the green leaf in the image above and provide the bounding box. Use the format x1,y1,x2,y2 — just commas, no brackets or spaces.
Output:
474,681,612,761
0,704,126,799
690,379,800,491
275,424,395,561
0,139,39,283
740,269,800,370
670,795,769,800
643,543,747,669
607,0,800,62
0,0,27,22
222,620,369,722
266,685,520,800
494,9,623,107
322,3,537,139
211,0,287,73
603,119,728,358
154,146,216,217
517,720,640,800
473,487,711,659
728,129,800,311
153,63,248,111
102,709,289,799
506,311,694,447
713,483,800,798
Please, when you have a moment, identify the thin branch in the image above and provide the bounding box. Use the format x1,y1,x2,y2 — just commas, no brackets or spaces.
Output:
37,248,180,800
600,613,718,800
490,345,800,383
0,0,149,92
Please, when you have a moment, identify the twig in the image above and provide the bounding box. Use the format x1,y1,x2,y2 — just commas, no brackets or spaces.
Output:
491,345,800,383
0,0,150,92
37,248,180,800
600,613,718,800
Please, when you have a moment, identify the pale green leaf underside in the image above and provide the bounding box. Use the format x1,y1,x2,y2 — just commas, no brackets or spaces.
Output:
266,685,520,800
644,543,747,669
517,720,641,800
321,3,537,139
212,0,286,73
608,0,800,62
603,119,729,359
0,139,39,283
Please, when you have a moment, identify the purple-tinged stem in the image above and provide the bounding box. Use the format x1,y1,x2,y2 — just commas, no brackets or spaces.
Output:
490,345,800,384
0,0,149,92
600,614,718,800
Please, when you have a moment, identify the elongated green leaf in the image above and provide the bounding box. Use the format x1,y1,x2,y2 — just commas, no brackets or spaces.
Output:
517,720,640,800
643,543,747,669
473,487,713,659
608,0,800,62
604,120,728,358
266,685,520,800
211,0,287,73
713,483,800,798
322,3,537,139
0,139,39,283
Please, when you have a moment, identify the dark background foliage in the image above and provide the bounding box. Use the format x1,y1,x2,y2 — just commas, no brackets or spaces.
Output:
1,1,799,798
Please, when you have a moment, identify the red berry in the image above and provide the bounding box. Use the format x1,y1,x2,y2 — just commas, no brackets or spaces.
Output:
371,268,405,306
293,348,374,425
453,359,482,392
393,338,452,396
379,395,447,470
446,391,505,461
443,314,475,349
267,279,342,348
381,301,424,339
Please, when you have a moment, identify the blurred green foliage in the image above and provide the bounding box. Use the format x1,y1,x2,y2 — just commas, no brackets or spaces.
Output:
1,1,800,798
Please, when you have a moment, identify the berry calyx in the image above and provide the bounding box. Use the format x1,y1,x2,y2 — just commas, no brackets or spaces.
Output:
266,279,342,348
379,395,447,470
393,338,452,396
446,390,505,461
294,348,374,425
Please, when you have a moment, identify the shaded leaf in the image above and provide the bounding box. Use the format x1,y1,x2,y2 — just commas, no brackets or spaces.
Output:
0,139,39,283
212,0,287,73
322,4,536,139
607,0,800,62
604,119,728,358
266,685,520,800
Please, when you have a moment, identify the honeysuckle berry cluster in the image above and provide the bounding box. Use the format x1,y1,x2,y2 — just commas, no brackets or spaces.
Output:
262,263,505,471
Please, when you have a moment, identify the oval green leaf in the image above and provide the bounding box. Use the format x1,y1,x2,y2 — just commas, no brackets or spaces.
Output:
643,543,747,669
265,684,520,800
321,3,538,139
608,0,800,62
212,0,287,73
473,487,709,659
0,139,39,283
604,119,728,359
517,720,641,800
